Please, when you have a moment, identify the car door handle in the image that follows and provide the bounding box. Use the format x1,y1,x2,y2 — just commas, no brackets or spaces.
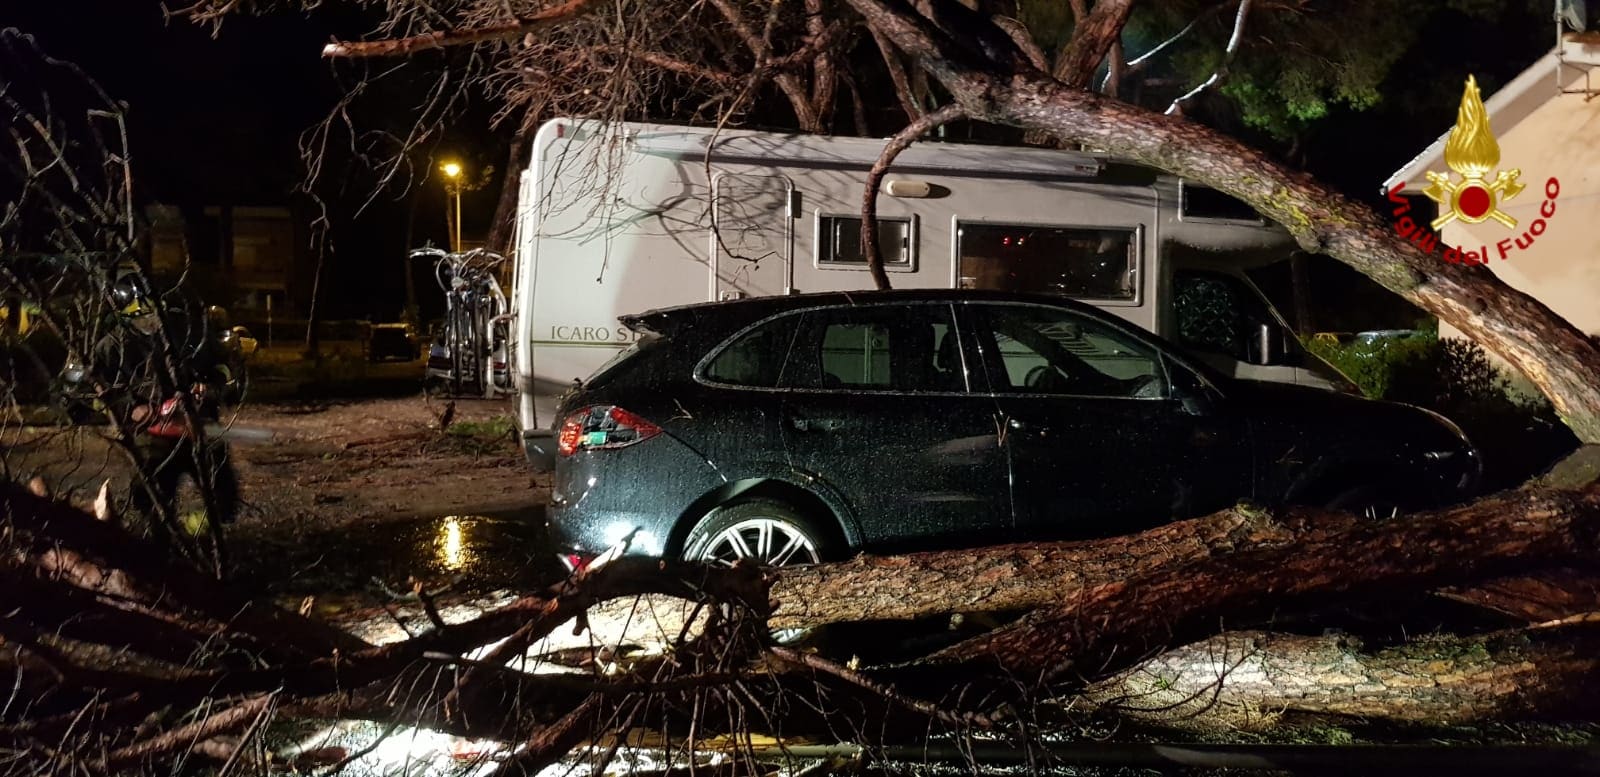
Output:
790,416,846,432
1007,417,1048,437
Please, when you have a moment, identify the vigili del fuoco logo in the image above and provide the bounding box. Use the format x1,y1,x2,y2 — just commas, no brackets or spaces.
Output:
1387,75,1560,264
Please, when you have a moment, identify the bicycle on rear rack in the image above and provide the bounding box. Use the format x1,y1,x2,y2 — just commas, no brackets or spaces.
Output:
414,247,513,398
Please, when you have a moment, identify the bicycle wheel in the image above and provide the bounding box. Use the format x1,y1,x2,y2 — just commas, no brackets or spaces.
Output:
448,299,468,396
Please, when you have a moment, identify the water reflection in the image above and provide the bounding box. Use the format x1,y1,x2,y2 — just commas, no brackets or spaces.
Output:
437,516,471,571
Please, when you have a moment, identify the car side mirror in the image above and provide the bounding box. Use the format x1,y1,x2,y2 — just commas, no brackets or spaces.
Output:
1250,321,1280,366
1166,359,1218,416
1179,390,1217,416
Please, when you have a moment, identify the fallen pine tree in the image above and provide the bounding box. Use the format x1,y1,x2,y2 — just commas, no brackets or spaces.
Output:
6,475,1600,774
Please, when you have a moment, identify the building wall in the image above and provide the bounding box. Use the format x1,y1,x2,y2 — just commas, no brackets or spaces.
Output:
1437,75,1600,342
143,203,298,314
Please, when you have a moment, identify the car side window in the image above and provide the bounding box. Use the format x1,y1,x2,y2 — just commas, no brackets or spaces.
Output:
702,313,801,387
975,305,1167,398
784,304,965,393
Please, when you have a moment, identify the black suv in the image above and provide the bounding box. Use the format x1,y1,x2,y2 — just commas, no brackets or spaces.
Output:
527,291,1478,569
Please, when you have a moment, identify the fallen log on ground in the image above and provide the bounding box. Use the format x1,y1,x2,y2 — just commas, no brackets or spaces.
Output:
1085,624,1600,729
916,484,1600,678
8,479,1600,776
767,504,1359,630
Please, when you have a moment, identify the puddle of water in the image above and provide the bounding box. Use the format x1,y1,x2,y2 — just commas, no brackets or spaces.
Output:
245,509,563,601
388,513,555,587
437,515,471,572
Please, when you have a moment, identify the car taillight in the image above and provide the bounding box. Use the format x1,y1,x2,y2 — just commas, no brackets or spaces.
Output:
556,405,662,457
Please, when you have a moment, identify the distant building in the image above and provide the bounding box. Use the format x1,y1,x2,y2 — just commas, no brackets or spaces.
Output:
145,203,308,316
1383,19,1600,342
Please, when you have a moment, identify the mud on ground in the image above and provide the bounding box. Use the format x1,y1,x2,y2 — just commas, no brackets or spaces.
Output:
223,395,558,595
9,394,558,599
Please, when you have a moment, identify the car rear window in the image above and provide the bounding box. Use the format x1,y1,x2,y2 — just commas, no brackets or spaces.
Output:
701,313,801,388
583,333,656,388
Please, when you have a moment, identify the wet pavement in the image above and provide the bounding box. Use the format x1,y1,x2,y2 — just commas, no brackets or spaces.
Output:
235,506,564,600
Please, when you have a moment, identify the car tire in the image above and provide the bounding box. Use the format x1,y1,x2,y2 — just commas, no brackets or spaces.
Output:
681,498,833,568
1324,484,1403,522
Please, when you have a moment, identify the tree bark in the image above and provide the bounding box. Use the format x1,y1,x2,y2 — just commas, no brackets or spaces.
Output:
861,103,965,290
770,505,1357,631
485,121,534,255
1086,626,1600,728
1051,0,1134,87
920,484,1600,677
535,489,1600,668
1436,568,1600,622
842,0,1600,444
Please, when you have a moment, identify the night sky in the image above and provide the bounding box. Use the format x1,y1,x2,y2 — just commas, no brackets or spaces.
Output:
1,4,338,203
0,2,507,322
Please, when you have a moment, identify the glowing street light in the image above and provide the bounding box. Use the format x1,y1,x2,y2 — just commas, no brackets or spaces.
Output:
440,160,464,252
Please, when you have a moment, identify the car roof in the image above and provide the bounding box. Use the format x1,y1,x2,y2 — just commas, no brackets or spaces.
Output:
617,288,1236,392
620,289,1135,335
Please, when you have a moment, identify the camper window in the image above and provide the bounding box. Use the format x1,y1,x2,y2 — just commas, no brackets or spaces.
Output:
1178,183,1263,224
816,215,914,269
957,223,1138,302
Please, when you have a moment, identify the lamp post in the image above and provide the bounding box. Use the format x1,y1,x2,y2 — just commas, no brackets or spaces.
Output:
441,161,464,253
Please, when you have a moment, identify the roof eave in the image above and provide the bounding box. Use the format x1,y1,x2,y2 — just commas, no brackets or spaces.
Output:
1380,48,1565,195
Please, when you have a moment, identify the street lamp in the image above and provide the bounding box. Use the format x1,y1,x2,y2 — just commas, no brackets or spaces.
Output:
440,160,464,253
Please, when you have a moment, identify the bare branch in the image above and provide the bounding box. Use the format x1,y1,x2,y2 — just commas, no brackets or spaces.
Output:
1166,0,1254,116
991,15,1047,72
861,103,965,289
321,0,599,58
871,25,923,120
1052,0,1134,87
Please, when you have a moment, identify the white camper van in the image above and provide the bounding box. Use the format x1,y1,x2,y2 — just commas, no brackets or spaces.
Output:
510,119,1346,441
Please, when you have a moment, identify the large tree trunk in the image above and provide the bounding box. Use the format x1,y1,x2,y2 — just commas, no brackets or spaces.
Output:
529,485,1600,673
484,122,534,255
843,0,1600,444
1087,626,1600,728
9,481,1600,773
918,485,1600,678
769,505,1355,630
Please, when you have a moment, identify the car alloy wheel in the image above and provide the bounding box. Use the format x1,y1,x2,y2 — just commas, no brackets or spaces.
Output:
683,497,833,569
695,516,821,567
1326,484,1403,522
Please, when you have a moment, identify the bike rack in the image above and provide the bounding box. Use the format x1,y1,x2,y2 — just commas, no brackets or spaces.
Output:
413,247,516,398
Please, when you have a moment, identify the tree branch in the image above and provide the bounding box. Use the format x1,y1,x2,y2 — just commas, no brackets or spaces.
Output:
95,693,277,773
861,104,966,289
320,0,598,58
990,15,1048,72
843,0,1600,443
1166,0,1254,116
871,25,924,121
1052,0,1134,87
922,484,1600,676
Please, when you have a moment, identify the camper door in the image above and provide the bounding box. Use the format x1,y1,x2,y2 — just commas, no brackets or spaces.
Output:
712,174,794,301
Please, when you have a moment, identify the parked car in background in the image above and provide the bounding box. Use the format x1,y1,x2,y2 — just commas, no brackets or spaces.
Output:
526,291,1480,571
369,322,420,362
